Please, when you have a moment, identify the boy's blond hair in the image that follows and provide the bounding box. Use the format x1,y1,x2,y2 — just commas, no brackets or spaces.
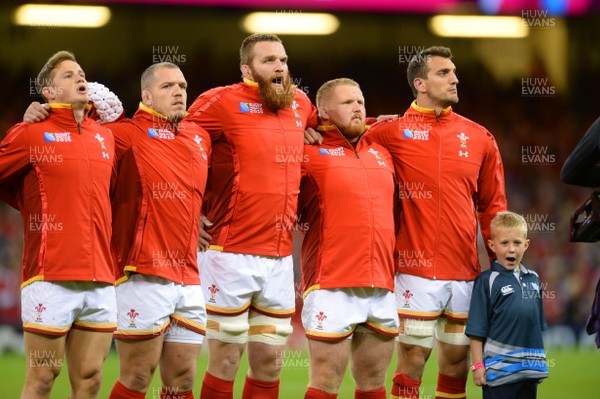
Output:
490,211,528,238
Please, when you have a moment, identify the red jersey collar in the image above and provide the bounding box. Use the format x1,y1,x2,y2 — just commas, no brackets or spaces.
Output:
409,100,452,119
243,77,258,87
317,124,371,149
47,103,92,128
135,102,189,120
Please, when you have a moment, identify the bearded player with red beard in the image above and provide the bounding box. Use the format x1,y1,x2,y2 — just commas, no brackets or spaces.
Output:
186,34,318,399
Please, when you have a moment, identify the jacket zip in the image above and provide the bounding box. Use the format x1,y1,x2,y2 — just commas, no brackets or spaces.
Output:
79,122,95,281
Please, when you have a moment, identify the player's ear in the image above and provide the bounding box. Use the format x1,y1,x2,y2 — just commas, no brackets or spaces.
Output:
318,107,329,120
42,86,55,101
141,89,152,106
413,77,426,94
240,64,252,80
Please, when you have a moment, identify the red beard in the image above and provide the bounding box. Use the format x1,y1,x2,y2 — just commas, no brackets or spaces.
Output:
253,71,295,112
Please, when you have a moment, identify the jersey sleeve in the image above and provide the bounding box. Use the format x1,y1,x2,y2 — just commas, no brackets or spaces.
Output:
298,90,318,129
363,119,392,148
561,115,600,187
477,131,508,259
104,121,132,161
186,87,227,142
465,274,490,339
0,123,32,183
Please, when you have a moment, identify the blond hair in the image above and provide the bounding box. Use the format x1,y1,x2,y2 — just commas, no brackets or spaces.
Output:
316,78,360,108
490,211,528,238
141,62,181,91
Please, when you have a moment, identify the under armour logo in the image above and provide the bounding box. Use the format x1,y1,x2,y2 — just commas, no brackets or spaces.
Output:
459,151,469,157
102,152,110,159
296,120,303,128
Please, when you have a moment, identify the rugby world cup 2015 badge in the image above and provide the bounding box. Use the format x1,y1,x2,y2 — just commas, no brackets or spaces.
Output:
239,102,263,114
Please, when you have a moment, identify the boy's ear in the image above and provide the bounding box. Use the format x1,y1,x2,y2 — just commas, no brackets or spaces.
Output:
487,239,496,253
524,238,530,251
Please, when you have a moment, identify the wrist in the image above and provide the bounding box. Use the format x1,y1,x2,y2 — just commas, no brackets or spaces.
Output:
470,361,485,372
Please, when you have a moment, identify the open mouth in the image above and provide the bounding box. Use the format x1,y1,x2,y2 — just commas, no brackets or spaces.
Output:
272,77,283,85
77,84,87,94
506,256,516,263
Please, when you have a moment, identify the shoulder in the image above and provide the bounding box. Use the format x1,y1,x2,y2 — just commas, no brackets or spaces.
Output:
188,83,242,115
452,113,491,133
293,88,313,104
104,118,138,134
371,116,401,129
366,117,401,137
524,265,541,279
475,269,493,282
87,119,114,135
181,120,210,138
196,83,243,103
1,122,35,145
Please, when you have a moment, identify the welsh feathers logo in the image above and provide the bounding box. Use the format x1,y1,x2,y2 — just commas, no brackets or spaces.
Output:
207,284,219,304
94,133,110,159
402,290,413,308
127,308,139,328
457,132,469,158
194,135,208,161
367,148,387,167
35,303,46,322
315,311,327,330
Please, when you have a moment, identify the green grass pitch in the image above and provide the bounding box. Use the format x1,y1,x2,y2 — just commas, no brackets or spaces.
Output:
0,347,598,398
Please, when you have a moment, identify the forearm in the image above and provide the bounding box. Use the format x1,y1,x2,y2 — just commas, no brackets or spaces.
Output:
469,336,484,363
